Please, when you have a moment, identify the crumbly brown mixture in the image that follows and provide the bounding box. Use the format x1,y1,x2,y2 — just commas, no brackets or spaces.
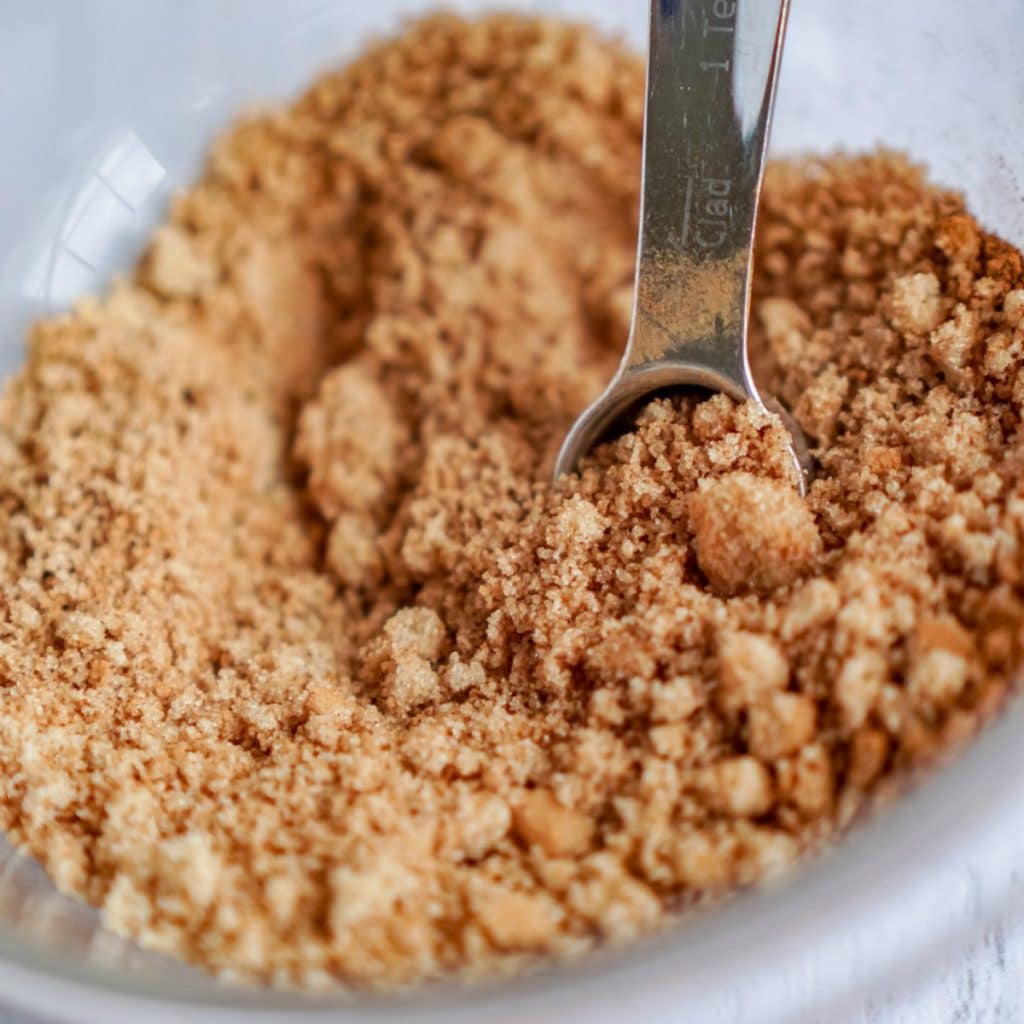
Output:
2,12,1024,990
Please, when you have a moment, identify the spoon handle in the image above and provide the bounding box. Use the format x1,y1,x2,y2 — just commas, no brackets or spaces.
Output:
623,0,789,390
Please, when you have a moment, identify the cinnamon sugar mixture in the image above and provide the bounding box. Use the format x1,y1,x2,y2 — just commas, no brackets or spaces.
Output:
2,13,1024,989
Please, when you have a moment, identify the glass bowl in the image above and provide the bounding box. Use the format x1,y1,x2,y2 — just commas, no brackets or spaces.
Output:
0,1,1022,1021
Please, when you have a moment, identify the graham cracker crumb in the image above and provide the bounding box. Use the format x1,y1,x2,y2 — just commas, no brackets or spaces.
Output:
513,790,595,858
700,757,775,818
717,631,790,715
747,692,817,761
889,272,944,335
474,886,560,950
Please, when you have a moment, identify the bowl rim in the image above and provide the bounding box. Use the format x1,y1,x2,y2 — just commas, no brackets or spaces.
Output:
0,699,1021,1023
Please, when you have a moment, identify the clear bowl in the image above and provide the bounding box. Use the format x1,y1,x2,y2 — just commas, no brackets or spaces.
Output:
1,1,1023,1021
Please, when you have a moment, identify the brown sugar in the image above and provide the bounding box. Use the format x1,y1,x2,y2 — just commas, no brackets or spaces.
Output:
1,11,1024,990
690,471,822,593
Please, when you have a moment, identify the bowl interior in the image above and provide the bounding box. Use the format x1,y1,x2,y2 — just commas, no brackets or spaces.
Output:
0,0,1023,1020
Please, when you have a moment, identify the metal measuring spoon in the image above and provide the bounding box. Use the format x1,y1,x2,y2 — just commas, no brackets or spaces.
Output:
554,0,811,491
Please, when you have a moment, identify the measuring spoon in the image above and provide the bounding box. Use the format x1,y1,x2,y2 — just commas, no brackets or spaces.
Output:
554,0,811,491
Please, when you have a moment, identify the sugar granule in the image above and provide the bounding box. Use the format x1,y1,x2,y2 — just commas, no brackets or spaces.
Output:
1,12,1024,989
